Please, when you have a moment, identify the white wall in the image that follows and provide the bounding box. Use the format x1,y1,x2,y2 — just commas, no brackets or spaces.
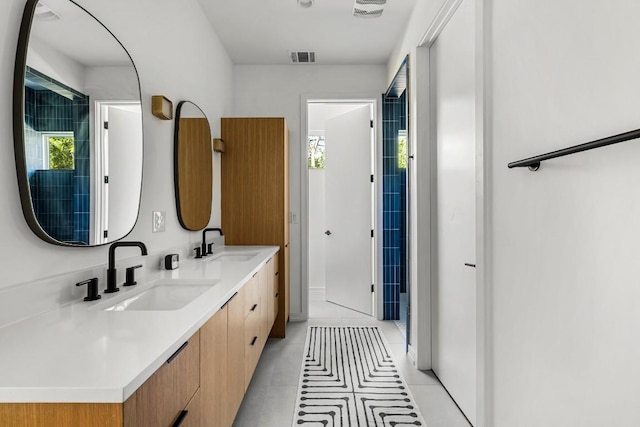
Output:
308,103,368,131
233,65,386,318
85,66,140,101
308,169,326,290
490,0,640,425
27,35,86,91
391,0,640,424
0,0,232,289
387,0,449,83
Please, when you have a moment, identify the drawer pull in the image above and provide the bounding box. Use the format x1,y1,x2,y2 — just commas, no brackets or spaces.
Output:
251,303,258,312
251,336,258,346
275,271,279,276
221,292,238,308
266,258,272,264
252,272,257,278
167,341,188,364
172,410,189,427
275,293,279,298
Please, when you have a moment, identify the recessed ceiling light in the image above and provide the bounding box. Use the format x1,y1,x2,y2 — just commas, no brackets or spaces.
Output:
298,0,314,8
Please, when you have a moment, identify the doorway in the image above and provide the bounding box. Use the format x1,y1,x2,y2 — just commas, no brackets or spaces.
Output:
382,59,411,350
306,100,376,317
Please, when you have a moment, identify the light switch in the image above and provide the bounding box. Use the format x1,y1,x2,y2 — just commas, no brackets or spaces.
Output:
152,211,166,232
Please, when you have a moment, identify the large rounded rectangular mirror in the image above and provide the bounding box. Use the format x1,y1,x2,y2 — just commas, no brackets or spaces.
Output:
174,101,212,231
13,0,143,246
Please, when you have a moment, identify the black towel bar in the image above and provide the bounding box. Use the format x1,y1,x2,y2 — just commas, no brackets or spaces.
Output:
508,128,640,171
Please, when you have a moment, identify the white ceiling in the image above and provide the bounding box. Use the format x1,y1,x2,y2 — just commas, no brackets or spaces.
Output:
31,0,132,67
197,0,417,65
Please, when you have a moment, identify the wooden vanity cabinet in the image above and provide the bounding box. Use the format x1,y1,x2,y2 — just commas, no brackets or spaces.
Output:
180,388,202,427
242,271,263,389
221,117,290,338
0,256,279,427
0,403,123,427
200,305,228,427
123,331,200,427
268,253,279,328
226,285,246,424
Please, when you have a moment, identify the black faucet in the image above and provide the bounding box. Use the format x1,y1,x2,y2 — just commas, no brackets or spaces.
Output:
105,241,148,293
201,228,224,256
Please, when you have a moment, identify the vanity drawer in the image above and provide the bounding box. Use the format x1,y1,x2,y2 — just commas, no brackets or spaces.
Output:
174,388,201,427
269,253,279,328
124,331,200,427
243,272,261,318
243,310,261,389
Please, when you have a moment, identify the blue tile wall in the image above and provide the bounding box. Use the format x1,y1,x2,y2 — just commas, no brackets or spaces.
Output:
25,67,90,244
382,92,408,320
30,170,75,242
72,94,90,244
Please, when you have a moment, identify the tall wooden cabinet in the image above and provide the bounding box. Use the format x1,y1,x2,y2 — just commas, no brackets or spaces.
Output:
221,118,290,338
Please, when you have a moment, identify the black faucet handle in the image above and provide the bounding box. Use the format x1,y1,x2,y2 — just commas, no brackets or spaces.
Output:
194,247,202,259
207,242,214,255
76,278,101,301
124,264,143,287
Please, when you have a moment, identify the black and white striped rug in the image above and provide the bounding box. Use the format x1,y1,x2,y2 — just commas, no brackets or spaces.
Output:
293,326,426,426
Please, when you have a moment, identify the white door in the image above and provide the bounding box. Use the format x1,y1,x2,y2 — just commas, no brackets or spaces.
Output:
324,106,373,315
431,0,476,424
106,104,143,241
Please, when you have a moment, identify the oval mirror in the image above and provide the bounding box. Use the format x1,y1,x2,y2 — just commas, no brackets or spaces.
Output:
13,0,143,246
174,101,213,231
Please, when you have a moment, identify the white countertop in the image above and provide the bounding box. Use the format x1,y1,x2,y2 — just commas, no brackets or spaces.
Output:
0,245,279,403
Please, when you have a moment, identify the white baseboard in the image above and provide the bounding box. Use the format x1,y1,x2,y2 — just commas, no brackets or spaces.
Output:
289,313,306,322
407,344,417,367
309,287,326,300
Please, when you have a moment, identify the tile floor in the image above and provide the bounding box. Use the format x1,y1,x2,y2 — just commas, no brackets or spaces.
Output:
233,296,471,427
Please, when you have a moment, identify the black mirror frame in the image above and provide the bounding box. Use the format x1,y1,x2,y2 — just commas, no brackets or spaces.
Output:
13,0,144,247
173,100,213,231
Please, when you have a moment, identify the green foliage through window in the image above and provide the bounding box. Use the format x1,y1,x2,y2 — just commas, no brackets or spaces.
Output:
398,131,407,169
308,135,325,169
48,136,75,169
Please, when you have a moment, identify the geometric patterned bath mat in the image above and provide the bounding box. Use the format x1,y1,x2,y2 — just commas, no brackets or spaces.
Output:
293,326,426,426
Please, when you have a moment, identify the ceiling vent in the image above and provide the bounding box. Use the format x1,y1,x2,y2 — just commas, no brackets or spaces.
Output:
290,51,316,64
353,0,386,18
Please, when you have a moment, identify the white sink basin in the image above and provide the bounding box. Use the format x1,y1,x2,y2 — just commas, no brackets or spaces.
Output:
95,281,218,311
208,252,258,262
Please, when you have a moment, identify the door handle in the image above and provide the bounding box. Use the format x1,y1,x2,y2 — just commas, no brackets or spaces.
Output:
325,230,332,236
464,263,476,268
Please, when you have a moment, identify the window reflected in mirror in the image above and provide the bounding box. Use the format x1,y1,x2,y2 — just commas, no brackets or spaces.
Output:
15,0,143,246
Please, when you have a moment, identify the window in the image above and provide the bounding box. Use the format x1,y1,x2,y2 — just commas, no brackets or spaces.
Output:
308,135,325,169
42,132,74,169
398,130,407,169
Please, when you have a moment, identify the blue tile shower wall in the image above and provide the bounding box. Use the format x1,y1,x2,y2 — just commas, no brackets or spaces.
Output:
30,170,75,241
25,68,90,244
398,92,408,295
73,95,90,243
382,92,408,320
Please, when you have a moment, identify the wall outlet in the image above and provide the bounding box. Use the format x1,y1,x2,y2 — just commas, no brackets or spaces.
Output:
290,212,298,224
152,211,166,233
